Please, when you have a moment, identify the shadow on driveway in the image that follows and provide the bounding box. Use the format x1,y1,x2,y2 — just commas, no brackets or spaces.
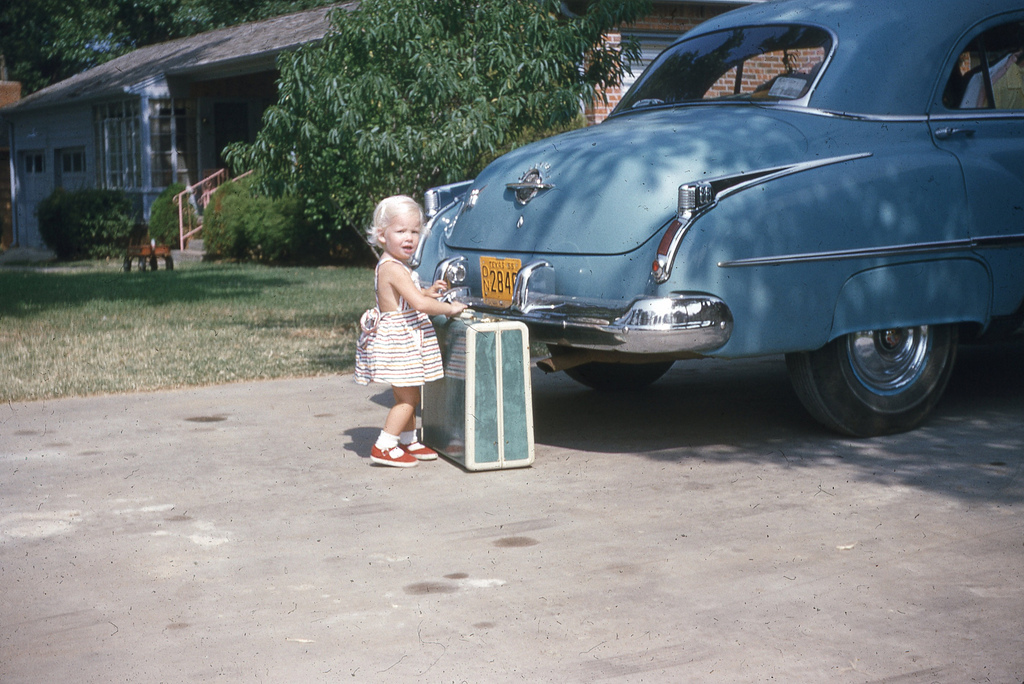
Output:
531,338,1024,505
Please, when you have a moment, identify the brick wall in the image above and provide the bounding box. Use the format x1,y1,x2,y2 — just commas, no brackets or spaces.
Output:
630,2,730,32
705,48,824,98
0,81,21,108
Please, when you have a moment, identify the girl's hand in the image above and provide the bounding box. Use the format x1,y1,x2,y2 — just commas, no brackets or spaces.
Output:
424,280,448,298
448,301,468,317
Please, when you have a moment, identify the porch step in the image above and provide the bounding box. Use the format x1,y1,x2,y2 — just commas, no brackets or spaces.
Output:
172,239,205,263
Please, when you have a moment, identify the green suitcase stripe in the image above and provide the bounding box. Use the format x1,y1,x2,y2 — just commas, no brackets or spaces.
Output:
472,331,500,464
499,329,530,462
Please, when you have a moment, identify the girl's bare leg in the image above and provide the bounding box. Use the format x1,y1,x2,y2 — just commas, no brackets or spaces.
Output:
385,386,420,436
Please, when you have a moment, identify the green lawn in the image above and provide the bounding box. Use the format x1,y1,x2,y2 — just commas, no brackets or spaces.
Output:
0,261,374,402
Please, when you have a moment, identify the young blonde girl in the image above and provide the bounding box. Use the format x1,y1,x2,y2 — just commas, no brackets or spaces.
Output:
355,195,467,467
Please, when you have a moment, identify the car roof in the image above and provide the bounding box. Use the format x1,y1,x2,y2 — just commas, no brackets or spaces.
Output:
684,0,1024,115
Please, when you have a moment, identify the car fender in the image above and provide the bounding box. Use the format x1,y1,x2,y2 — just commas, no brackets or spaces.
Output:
667,126,973,357
830,258,991,340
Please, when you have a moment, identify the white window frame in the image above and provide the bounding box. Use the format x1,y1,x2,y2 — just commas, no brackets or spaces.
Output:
94,100,143,190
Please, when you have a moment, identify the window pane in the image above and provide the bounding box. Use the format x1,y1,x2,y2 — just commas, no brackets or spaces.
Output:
94,100,142,189
149,97,196,187
616,25,832,113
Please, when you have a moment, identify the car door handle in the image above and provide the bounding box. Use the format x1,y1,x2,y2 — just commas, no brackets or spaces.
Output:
934,127,976,140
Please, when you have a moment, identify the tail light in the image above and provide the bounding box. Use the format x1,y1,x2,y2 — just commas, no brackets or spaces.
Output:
652,182,715,283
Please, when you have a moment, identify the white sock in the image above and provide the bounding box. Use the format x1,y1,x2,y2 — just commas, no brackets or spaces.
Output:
375,431,399,449
400,430,417,445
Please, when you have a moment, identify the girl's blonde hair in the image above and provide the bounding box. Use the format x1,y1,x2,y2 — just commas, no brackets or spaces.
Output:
369,195,424,246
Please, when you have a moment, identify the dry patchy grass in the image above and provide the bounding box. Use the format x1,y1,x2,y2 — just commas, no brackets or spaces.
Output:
0,261,374,401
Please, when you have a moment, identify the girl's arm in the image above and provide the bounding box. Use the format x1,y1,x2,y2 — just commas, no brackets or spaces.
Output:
379,261,466,317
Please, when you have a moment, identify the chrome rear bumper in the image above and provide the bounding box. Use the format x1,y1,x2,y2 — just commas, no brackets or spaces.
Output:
436,258,733,355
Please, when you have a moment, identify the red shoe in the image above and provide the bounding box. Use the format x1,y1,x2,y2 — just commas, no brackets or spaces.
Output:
371,444,418,467
401,441,438,461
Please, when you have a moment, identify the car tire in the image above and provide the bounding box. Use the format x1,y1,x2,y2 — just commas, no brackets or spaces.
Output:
563,360,674,392
785,324,958,437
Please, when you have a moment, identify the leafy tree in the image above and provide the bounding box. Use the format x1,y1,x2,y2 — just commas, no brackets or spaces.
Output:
226,0,650,255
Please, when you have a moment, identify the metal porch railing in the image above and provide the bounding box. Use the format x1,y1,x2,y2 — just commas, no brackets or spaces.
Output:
175,169,253,250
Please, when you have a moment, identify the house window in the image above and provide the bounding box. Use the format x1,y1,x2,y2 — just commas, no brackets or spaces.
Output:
94,100,143,189
61,149,85,173
149,98,197,188
24,152,44,174
56,147,88,189
621,33,681,91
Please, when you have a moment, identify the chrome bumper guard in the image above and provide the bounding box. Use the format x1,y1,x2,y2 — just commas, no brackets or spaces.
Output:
436,258,733,355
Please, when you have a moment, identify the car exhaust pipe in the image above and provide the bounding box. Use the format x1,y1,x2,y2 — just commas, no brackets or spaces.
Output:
535,348,604,373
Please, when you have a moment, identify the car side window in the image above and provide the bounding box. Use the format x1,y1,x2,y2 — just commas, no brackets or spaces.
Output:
944,21,1024,110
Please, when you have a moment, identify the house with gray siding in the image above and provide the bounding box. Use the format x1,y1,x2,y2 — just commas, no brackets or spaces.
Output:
0,5,345,249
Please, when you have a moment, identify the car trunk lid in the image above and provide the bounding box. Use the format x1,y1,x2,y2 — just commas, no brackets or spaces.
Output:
444,106,809,256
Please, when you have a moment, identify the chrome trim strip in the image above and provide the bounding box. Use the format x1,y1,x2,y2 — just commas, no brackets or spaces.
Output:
718,233,1024,268
929,111,1024,123
506,181,555,191
410,210,448,269
784,108,1024,124
973,234,1024,248
770,105,930,122
511,259,554,312
719,106,1024,124
714,153,872,201
413,181,474,268
423,180,473,218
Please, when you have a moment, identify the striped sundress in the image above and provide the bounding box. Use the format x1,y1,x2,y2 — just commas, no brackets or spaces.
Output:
354,255,444,387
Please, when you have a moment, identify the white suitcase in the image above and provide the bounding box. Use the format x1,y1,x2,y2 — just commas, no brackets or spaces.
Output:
423,316,535,470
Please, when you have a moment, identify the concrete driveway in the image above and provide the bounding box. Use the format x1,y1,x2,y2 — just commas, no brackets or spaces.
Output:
2,342,1022,683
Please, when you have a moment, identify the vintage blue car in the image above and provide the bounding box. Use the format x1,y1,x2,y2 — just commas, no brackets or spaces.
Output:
415,0,1024,437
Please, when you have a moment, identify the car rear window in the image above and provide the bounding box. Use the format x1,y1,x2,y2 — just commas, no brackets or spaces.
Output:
615,25,833,114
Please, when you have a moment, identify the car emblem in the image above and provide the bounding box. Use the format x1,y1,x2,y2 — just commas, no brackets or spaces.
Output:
507,166,554,206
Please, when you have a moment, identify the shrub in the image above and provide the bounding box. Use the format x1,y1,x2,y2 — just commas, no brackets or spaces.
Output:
36,188,136,259
148,183,196,248
203,177,324,263
201,179,250,260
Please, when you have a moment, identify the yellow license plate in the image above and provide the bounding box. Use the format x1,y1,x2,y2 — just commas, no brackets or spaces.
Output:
480,256,521,305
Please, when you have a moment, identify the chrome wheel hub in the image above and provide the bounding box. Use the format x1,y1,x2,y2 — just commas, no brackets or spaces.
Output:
847,326,931,395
